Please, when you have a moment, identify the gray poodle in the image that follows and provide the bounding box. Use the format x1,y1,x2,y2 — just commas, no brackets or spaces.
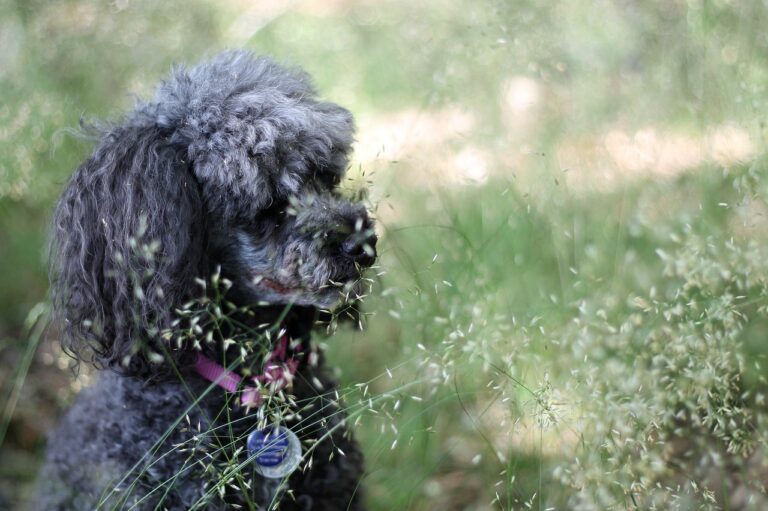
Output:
36,50,376,510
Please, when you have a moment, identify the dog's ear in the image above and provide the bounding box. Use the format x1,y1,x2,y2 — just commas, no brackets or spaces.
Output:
51,123,206,375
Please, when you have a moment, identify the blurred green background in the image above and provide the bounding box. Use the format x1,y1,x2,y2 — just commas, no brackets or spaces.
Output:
2,0,768,509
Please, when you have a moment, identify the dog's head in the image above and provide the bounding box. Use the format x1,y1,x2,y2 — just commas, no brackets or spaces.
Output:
51,51,375,373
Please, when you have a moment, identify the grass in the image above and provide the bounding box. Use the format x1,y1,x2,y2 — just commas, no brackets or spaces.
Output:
2,0,768,509
325,159,768,509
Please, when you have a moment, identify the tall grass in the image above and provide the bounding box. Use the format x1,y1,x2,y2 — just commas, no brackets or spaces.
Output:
2,1,768,509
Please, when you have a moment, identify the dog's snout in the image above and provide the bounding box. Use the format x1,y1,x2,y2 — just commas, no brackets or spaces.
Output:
341,231,377,267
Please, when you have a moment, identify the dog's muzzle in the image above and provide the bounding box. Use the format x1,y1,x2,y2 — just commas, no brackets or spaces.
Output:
341,229,378,268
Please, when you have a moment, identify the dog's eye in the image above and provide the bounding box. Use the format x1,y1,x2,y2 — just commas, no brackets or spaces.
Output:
262,200,287,215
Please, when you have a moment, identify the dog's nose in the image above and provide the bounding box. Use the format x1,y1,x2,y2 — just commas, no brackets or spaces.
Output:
341,232,377,267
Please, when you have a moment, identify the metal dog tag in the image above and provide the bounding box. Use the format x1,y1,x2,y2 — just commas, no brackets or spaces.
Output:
247,425,302,479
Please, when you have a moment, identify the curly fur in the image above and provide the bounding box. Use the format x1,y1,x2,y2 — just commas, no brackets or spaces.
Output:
36,51,376,510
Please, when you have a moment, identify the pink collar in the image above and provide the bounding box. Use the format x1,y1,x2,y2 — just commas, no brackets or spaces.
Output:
194,334,301,408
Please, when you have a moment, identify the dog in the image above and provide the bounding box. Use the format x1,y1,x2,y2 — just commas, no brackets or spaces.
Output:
35,50,376,510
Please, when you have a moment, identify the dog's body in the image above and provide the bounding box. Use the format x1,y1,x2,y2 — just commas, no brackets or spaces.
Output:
36,51,375,510
38,309,366,510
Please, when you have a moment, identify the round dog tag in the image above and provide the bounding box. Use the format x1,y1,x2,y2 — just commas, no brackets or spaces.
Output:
247,425,302,478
